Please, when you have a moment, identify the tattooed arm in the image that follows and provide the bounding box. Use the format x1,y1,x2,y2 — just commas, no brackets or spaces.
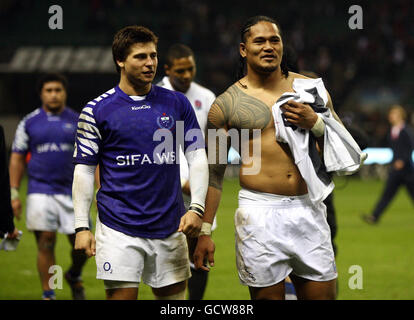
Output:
205,101,232,211
194,96,231,271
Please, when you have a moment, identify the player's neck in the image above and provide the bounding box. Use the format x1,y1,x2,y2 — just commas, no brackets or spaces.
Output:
118,76,152,96
244,67,284,90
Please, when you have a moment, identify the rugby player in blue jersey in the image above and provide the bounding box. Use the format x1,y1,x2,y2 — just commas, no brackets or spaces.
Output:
72,26,209,300
9,73,88,300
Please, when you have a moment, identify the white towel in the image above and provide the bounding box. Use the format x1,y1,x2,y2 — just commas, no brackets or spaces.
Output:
272,78,367,205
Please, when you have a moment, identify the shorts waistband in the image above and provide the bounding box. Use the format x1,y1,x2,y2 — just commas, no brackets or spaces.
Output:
238,188,312,208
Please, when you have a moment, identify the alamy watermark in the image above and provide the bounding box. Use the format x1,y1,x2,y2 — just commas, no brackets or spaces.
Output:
48,5,363,32
348,5,363,30
48,265,63,290
48,5,63,30
348,265,363,290
101,121,262,175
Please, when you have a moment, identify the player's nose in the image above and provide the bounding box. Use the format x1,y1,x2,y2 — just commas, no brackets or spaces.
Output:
263,41,274,51
145,57,155,67
182,71,191,81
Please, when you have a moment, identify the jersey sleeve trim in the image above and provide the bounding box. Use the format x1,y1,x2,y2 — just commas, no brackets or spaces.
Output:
11,113,33,153
74,106,102,159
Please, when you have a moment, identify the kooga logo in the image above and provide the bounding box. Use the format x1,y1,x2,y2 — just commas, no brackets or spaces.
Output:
131,105,151,110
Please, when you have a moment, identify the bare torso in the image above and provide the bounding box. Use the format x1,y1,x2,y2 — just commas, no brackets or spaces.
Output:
216,72,309,195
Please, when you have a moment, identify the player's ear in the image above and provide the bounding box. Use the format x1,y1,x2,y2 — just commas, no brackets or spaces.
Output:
116,60,125,69
239,42,247,58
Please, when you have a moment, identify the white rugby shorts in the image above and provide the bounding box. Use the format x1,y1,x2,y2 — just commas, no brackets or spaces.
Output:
26,193,75,234
235,189,337,287
95,216,191,288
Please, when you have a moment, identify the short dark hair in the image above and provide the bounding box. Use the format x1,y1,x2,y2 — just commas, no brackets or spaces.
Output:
237,15,289,80
165,44,194,67
37,73,68,94
112,25,159,73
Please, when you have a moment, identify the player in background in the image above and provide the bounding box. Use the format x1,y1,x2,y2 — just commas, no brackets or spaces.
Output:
159,43,216,300
9,73,89,300
363,105,414,224
72,26,209,300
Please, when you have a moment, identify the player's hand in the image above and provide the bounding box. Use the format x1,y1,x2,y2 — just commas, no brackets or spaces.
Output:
193,235,215,272
75,230,96,258
281,100,318,130
178,211,202,238
11,199,22,220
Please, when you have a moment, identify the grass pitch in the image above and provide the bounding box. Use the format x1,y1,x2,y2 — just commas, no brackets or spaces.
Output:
1,175,413,300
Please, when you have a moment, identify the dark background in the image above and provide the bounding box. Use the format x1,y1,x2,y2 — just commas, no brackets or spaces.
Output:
0,0,413,147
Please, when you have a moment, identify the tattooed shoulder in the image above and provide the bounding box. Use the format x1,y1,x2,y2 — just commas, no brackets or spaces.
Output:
212,84,271,130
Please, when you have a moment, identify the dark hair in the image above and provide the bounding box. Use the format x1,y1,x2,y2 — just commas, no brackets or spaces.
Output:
112,25,159,73
236,15,289,80
37,73,68,94
165,44,194,67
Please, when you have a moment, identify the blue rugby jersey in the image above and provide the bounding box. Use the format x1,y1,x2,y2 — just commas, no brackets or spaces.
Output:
12,107,79,195
73,85,203,238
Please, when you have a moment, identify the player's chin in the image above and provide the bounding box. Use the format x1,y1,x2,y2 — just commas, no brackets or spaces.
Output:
142,71,155,81
135,75,154,86
46,103,63,111
177,82,190,92
257,64,279,74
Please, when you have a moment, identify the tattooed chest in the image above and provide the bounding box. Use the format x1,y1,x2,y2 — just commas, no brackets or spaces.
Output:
228,99,272,130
